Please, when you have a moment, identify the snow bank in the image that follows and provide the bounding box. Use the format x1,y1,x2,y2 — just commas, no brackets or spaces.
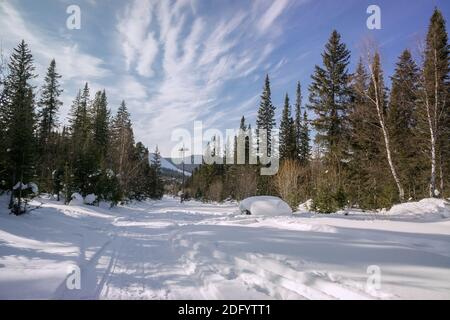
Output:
388,198,450,219
239,196,292,216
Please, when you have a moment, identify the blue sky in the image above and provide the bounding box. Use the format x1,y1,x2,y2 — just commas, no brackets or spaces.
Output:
0,0,449,156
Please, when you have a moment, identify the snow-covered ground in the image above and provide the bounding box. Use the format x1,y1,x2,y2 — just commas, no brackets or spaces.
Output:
0,195,449,300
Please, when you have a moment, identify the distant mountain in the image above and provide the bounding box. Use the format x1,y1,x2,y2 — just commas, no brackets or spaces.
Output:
149,154,202,176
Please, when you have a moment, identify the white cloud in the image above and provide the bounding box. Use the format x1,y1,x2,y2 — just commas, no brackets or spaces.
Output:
117,0,158,77
0,1,109,81
117,0,288,155
258,0,291,33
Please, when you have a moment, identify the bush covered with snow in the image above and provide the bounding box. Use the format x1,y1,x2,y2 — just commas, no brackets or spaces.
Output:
84,194,97,205
239,196,293,216
69,193,84,206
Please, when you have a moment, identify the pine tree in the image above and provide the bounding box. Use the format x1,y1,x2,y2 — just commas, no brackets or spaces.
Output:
37,59,62,191
388,50,424,199
308,30,351,162
4,41,37,213
279,94,297,160
294,82,302,157
419,8,449,197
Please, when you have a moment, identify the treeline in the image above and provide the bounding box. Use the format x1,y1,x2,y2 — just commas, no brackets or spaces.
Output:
0,41,164,214
187,8,449,212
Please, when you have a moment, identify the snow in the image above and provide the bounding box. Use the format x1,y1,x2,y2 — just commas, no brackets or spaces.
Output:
239,196,293,216
150,154,192,176
0,195,449,300
387,198,450,219
84,194,97,205
69,193,84,206
12,182,39,194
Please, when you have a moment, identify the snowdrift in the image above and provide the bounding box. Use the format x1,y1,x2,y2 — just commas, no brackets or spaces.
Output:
239,196,293,216
387,198,450,219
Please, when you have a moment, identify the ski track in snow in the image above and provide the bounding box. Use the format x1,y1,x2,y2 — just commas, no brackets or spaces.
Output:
0,196,450,300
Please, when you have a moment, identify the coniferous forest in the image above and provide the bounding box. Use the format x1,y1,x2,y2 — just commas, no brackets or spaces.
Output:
1,1,450,302
0,8,448,214
186,8,450,213
0,42,164,214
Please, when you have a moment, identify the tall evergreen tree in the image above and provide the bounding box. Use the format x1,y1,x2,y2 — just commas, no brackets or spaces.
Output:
419,8,449,197
151,146,164,199
110,101,135,197
299,110,311,164
4,41,37,213
388,50,424,199
69,83,95,196
308,30,351,162
37,59,62,191
37,59,62,144
279,94,297,160
256,75,276,158
91,90,110,162
294,81,302,157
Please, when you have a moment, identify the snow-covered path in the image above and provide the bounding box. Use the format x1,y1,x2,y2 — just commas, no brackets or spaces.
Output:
1,196,450,300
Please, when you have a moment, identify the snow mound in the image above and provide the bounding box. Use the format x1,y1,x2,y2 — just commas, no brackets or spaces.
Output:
239,196,292,216
69,193,84,206
388,198,450,219
84,194,97,205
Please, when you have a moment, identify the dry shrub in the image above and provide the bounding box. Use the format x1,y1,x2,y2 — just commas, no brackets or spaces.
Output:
274,159,304,209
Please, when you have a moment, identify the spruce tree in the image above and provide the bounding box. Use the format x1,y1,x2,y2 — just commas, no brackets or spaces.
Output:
294,82,302,155
37,59,62,191
110,101,135,197
151,146,164,199
256,75,276,157
4,41,37,213
279,94,297,160
256,75,276,195
299,110,311,164
388,50,423,199
91,90,110,162
69,83,95,196
420,8,449,197
308,30,351,161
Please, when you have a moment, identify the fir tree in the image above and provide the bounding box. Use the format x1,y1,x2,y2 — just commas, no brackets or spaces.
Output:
4,41,37,213
151,146,164,199
256,75,276,158
37,59,62,191
299,110,311,164
279,94,297,160
388,50,423,199
110,101,135,197
91,90,110,162
308,30,351,161
420,8,449,197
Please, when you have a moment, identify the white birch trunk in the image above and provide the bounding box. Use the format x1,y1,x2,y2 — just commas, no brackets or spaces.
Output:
368,61,405,202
